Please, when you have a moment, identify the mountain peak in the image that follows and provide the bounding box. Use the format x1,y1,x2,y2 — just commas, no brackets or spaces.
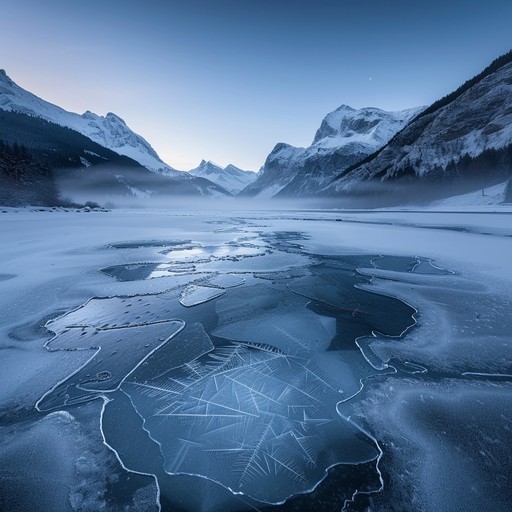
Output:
334,104,355,112
105,112,127,125
312,104,422,146
189,160,256,194
82,110,98,120
0,69,13,85
272,142,293,152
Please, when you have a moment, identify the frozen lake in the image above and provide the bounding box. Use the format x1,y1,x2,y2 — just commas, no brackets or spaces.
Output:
1,207,512,511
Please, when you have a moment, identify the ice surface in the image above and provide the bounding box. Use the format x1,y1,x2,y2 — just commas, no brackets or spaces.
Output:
370,255,451,275
162,242,268,264
101,262,161,281
108,239,192,249
198,249,311,273
205,273,245,288
254,267,309,282
38,320,184,411
101,262,201,281
352,380,512,512
179,285,226,307
289,263,416,346
3,208,512,512
47,293,180,331
261,230,310,254
213,284,335,355
129,322,215,383
123,343,379,503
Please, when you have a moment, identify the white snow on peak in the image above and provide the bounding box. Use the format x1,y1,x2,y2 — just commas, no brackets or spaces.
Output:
188,160,256,194
0,70,180,176
244,104,424,198
327,60,512,194
312,105,423,149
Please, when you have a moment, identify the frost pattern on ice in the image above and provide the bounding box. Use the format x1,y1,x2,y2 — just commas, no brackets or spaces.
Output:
123,343,379,504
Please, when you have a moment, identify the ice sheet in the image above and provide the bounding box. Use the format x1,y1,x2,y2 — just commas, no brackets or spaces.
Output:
205,273,245,288
2,208,512,512
289,263,416,346
123,343,379,504
179,285,226,307
213,284,335,355
38,320,185,411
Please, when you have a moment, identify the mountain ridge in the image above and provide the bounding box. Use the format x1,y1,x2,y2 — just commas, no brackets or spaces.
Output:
241,105,423,198
0,69,180,176
188,159,256,194
324,50,512,200
0,108,231,205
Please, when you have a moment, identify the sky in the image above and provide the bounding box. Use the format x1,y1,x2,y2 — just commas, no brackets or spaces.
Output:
1,0,511,171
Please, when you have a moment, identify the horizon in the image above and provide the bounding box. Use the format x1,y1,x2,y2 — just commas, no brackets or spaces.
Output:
1,0,511,171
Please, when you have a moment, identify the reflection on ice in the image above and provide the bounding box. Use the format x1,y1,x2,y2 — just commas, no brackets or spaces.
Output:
46,293,182,331
162,243,268,263
100,262,197,281
108,240,192,249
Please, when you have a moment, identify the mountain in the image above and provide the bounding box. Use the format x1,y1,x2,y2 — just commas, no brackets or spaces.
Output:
0,69,179,176
325,50,512,202
188,160,256,194
0,109,230,205
241,105,423,198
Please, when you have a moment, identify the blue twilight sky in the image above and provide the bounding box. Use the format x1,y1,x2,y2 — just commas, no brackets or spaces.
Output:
1,0,511,171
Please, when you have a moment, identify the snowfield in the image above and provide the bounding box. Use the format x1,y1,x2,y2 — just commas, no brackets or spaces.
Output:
1,207,511,512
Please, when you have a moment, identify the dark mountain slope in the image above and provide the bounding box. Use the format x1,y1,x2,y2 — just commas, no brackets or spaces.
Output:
326,50,512,202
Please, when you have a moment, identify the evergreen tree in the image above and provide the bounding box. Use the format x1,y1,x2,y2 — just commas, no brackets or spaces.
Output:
0,140,60,206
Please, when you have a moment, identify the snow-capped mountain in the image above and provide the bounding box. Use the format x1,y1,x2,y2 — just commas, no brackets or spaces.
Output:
241,105,423,198
0,69,179,176
325,50,512,198
0,108,231,205
188,160,256,194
